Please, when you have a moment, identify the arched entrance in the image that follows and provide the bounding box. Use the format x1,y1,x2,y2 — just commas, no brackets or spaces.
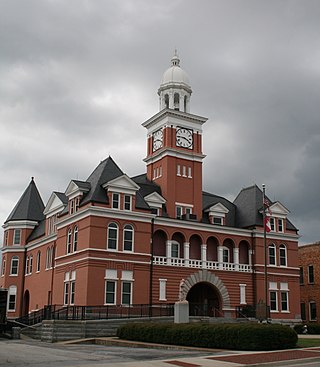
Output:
23,290,30,316
187,282,221,317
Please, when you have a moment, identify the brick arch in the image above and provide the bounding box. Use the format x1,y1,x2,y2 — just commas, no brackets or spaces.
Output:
181,270,230,307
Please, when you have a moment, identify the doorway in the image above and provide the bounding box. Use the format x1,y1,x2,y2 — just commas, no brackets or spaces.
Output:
187,282,222,317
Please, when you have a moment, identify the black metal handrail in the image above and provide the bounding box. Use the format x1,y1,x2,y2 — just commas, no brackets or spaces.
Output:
15,303,174,326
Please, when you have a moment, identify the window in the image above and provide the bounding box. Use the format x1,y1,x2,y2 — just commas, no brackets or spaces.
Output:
171,242,179,258
188,167,192,178
123,225,134,252
185,207,192,215
105,269,117,305
301,302,306,320
13,229,21,245
310,301,317,321
67,229,72,254
268,244,276,265
300,267,304,285
69,199,75,214
223,248,229,263
73,226,78,252
159,279,167,301
10,256,19,275
177,165,181,176
308,265,315,284
112,193,120,209
280,283,289,312
36,251,41,272
176,206,182,219
270,291,278,311
240,284,246,305
122,282,132,305
8,286,17,311
46,247,53,269
124,195,131,211
29,255,33,274
75,197,80,212
213,217,223,225
107,222,118,250
182,166,186,177
278,218,284,232
4,231,8,246
279,245,287,266
25,256,29,274
269,282,278,311
1,258,6,276
64,271,76,305
270,217,275,232
105,281,116,304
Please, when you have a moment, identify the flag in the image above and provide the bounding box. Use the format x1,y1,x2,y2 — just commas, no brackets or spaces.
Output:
263,198,272,233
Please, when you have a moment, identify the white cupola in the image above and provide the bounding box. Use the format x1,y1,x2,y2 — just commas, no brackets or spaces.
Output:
158,50,192,113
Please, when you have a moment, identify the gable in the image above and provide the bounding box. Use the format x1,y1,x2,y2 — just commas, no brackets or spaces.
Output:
44,192,66,216
102,174,140,194
269,201,290,217
144,192,166,208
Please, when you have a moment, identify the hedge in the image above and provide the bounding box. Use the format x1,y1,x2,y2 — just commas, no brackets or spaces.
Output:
294,323,320,334
117,322,297,351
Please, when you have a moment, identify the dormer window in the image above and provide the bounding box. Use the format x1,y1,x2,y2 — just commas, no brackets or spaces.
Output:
13,229,21,245
69,199,75,215
112,193,120,209
278,219,284,232
270,217,275,231
124,195,132,211
212,217,223,225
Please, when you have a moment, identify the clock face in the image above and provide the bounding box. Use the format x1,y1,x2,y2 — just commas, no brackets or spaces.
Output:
153,129,163,151
176,127,193,149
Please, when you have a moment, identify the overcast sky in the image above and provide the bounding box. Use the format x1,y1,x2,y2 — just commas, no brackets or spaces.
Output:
0,0,319,245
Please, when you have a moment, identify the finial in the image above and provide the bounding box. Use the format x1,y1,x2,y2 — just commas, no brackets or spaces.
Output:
171,49,180,67
31,176,34,181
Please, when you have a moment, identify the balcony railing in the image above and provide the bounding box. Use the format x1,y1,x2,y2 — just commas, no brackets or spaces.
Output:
153,256,252,272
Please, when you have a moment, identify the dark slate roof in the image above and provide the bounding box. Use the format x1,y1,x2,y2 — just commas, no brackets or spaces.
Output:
233,185,263,228
233,184,298,231
5,178,45,223
27,219,45,242
81,156,124,205
72,180,91,191
131,173,162,210
202,191,236,226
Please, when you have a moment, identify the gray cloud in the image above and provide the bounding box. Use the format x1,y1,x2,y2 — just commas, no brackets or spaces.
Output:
0,0,319,244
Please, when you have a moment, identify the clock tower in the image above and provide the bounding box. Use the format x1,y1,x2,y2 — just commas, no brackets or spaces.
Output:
143,52,207,221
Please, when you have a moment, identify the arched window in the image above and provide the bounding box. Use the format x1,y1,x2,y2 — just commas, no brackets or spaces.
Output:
279,244,287,266
268,244,276,265
73,226,78,252
174,93,180,110
29,254,33,274
107,223,118,250
25,256,29,274
164,94,169,109
123,225,134,252
10,256,19,275
67,229,72,254
36,251,41,272
1,258,6,276
46,247,53,269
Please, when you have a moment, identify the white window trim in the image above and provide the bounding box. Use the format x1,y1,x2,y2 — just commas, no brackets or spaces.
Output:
107,223,119,251
13,229,21,245
268,244,277,266
121,281,133,305
279,245,287,267
159,279,167,301
112,192,120,209
123,225,134,252
124,195,132,211
309,301,317,321
10,256,19,276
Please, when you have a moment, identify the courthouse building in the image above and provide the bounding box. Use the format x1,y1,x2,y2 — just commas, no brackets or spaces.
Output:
0,53,300,323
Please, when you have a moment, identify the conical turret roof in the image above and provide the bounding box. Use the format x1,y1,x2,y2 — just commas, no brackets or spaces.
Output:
5,177,45,223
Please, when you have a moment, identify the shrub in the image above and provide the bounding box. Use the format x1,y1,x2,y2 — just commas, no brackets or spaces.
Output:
117,322,297,351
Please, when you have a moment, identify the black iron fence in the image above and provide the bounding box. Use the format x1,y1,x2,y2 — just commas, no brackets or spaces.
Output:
15,303,174,327
236,304,270,320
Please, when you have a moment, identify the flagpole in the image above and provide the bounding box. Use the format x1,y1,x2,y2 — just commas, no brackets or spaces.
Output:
262,184,268,321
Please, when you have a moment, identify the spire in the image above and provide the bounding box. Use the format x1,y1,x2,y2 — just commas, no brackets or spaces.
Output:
5,178,45,223
171,49,180,67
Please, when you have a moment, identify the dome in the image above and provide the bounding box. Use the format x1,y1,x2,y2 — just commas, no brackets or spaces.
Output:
160,52,191,88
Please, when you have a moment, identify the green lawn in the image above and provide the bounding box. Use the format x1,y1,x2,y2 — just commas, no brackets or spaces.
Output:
297,337,320,348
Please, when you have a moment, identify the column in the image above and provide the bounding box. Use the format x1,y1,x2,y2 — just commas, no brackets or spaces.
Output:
249,249,253,266
169,91,174,109
234,247,239,271
166,240,172,266
201,244,207,269
184,242,190,267
218,245,224,270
